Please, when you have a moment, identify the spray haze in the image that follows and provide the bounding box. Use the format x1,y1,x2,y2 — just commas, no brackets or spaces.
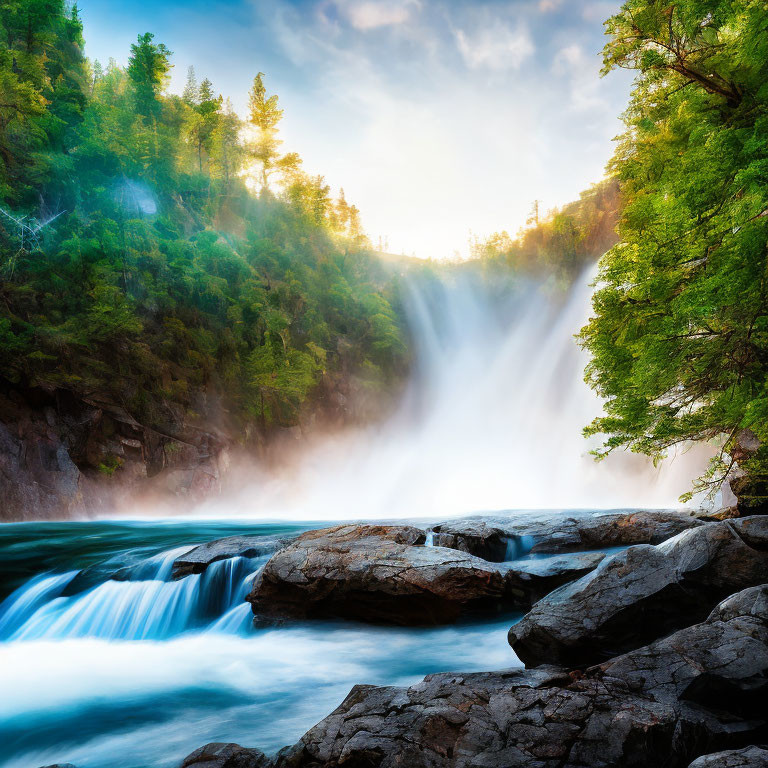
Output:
192,266,710,521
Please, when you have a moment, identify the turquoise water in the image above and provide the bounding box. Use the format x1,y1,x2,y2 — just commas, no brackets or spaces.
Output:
0,521,521,768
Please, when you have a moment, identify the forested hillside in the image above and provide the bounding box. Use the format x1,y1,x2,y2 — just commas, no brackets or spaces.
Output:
580,0,768,507
470,180,620,284
0,1,405,515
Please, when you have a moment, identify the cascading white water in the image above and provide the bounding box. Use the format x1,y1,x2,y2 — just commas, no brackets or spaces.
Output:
199,266,709,521
0,549,266,641
0,572,78,640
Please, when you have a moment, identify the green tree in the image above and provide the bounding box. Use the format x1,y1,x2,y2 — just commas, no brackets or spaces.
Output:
209,98,243,186
181,65,199,105
579,0,768,502
127,32,172,120
246,72,300,192
185,76,222,173
0,0,86,204
0,7,407,458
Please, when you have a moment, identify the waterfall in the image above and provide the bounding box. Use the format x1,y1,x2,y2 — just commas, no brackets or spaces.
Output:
0,551,266,642
201,266,709,521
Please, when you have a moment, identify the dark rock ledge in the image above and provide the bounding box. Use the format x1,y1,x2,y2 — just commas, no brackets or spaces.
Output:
172,535,296,578
688,746,768,767
431,508,704,560
246,524,610,625
180,743,271,768
509,516,768,667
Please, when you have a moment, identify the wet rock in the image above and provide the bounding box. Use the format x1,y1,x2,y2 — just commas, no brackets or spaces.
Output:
172,535,295,578
508,517,768,667
431,508,704,561
180,743,270,768
504,551,606,606
38,764,79,768
273,586,768,768
248,525,616,624
721,429,768,515
688,746,768,767
0,418,84,521
247,524,524,625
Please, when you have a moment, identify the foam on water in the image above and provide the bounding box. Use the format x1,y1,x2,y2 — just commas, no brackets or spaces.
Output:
0,619,519,768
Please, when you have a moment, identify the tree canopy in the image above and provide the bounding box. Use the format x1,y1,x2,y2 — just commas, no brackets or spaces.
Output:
0,4,406,471
579,0,768,500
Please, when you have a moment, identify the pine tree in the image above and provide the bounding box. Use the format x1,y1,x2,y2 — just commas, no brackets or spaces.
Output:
182,65,199,106
210,98,243,186
246,72,300,192
127,32,172,121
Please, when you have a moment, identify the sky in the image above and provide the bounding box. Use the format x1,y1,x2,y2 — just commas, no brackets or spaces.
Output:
80,0,632,260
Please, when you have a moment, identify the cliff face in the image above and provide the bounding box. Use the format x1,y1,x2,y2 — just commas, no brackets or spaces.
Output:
0,382,229,521
0,366,401,521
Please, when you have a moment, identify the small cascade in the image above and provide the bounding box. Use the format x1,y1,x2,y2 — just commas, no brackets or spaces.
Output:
0,571,77,640
424,531,435,546
208,602,254,634
503,535,536,562
123,545,195,581
1,549,266,642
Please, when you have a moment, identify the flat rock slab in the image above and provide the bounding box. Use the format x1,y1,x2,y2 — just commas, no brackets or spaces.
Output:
247,525,615,624
431,509,705,561
509,516,768,667
505,551,606,606
242,585,768,768
247,524,513,625
38,765,79,768
688,747,768,767
172,535,294,578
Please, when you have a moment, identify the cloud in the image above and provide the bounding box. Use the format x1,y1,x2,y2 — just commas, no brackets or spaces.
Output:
553,43,607,112
538,0,562,12
331,0,420,31
455,23,534,71
124,0,629,259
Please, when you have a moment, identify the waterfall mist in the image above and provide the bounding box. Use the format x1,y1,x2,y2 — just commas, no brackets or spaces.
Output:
195,265,710,521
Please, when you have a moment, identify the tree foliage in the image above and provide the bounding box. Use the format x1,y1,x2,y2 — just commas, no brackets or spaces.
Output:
0,6,406,445
472,180,620,284
579,0,768,498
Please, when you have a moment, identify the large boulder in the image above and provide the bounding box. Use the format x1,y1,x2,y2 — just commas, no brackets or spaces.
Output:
247,524,615,624
172,535,295,578
247,524,517,625
270,586,768,768
180,743,270,768
509,517,768,667
688,746,768,767
431,509,704,561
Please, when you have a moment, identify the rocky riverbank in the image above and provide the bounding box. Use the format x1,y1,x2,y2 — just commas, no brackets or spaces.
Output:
177,511,767,768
